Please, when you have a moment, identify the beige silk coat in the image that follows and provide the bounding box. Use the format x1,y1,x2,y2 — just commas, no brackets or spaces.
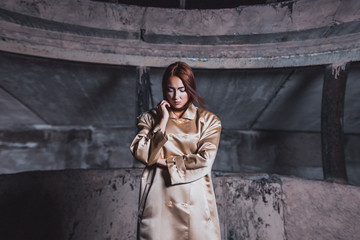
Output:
130,103,221,240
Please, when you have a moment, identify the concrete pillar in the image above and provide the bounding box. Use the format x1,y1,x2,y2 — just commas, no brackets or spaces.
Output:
179,0,186,9
321,63,349,183
136,67,151,117
134,66,151,167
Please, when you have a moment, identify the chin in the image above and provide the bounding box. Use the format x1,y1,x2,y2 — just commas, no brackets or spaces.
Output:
174,105,184,109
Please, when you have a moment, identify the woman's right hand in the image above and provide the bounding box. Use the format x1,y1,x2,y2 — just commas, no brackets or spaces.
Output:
158,100,170,132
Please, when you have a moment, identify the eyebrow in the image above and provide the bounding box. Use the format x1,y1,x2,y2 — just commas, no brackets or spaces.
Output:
168,86,185,90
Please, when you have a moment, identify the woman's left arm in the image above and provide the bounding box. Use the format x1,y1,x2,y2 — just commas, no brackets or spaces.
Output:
166,115,221,185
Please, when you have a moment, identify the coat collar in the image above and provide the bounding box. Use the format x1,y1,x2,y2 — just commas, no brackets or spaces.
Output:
169,103,197,120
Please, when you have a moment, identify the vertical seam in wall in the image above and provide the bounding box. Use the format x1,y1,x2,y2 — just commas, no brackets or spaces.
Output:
248,69,295,130
148,74,155,109
278,176,288,240
139,7,148,42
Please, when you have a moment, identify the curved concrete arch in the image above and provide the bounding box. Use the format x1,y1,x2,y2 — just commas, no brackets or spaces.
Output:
0,0,360,68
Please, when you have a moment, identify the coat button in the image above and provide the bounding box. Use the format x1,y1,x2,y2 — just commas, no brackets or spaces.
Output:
167,201,173,207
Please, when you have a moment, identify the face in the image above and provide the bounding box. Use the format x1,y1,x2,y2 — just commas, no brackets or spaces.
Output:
166,76,189,110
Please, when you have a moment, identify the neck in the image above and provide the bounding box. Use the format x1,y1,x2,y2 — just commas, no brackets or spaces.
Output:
173,109,185,119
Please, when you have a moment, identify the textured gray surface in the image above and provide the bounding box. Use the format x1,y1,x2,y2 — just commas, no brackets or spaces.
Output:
1,51,360,184
282,176,360,240
0,53,137,126
0,127,135,174
0,0,359,191
254,67,324,132
2,126,359,185
344,62,360,132
0,169,140,240
0,87,44,126
0,169,359,240
215,174,285,240
1,0,360,68
0,170,285,240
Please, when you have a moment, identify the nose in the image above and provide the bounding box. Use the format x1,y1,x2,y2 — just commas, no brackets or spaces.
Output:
173,91,179,100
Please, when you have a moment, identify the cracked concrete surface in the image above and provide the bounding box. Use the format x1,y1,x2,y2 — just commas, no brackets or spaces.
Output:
0,170,359,240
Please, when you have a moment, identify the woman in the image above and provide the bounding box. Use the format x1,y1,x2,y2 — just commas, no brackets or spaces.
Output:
130,62,221,240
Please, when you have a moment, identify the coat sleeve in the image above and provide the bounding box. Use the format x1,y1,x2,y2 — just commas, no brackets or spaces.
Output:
130,112,168,166
166,114,221,185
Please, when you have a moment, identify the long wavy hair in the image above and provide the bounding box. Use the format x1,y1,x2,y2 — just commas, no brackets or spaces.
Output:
162,62,207,110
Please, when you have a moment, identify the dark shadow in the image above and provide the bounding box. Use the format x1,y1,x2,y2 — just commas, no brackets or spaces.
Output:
0,173,63,240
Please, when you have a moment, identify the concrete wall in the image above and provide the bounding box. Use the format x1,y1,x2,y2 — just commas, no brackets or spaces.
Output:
282,177,360,240
1,0,360,68
0,169,359,240
1,51,360,185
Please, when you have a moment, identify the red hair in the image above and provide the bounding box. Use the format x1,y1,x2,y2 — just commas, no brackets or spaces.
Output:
162,62,207,109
